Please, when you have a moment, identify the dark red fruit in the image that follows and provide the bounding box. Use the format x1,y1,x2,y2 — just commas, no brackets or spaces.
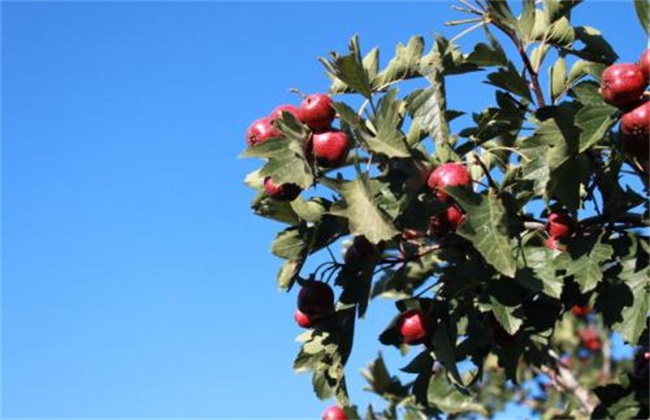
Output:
294,309,313,328
263,177,301,202
297,282,335,318
570,305,591,317
246,116,282,147
637,49,650,84
429,205,465,238
578,327,602,352
299,93,336,130
427,163,472,202
311,130,350,168
620,101,650,161
600,63,646,107
269,104,300,122
397,309,429,345
322,406,348,420
344,235,382,265
546,211,574,240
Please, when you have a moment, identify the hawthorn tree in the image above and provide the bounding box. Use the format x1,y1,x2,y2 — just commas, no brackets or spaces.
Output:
242,1,650,418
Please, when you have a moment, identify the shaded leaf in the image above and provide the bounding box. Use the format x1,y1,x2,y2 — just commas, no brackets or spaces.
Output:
635,0,650,36
486,62,533,105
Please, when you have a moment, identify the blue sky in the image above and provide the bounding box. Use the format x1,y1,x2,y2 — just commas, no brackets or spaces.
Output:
2,1,646,418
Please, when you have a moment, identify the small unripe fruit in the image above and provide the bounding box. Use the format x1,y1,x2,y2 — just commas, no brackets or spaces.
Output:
297,282,335,318
263,177,301,202
311,130,350,168
637,49,650,84
246,116,282,147
600,63,646,107
397,309,429,345
294,309,313,328
427,163,472,202
546,211,574,240
322,406,348,420
299,93,336,131
270,104,300,123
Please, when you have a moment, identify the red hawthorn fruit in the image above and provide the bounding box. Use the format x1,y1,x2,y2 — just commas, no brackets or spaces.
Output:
578,327,602,352
544,236,562,251
299,93,336,131
620,100,650,161
311,130,350,168
294,309,313,328
297,282,335,318
269,104,300,122
397,309,429,345
546,211,574,240
600,63,647,107
637,48,650,84
427,163,472,202
322,406,348,420
429,205,465,238
263,177,302,202
570,305,591,317
246,116,282,147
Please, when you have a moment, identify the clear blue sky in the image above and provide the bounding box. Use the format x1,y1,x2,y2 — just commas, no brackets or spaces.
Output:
2,1,645,418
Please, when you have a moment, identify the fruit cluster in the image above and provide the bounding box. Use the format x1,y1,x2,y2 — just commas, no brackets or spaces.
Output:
426,162,471,238
245,93,351,202
600,49,650,166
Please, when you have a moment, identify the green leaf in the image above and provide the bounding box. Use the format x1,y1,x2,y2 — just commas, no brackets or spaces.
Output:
373,36,425,88
575,102,618,153
446,188,517,278
276,257,304,290
359,90,410,158
408,56,452,161
562,26,618,64
486,62,533,105
431,321,465,388
529,102,580,171
615,249,650,344
250,193,301,225
516,246,564,299
635,0,650,35
549,57,567,103
326,174,399,244
518,0,536,40
321,35,372,98
562,233,614,293
486,0,518,33
544,0,582,23
290,197,330,223
241,118,314,189
467,42,508,68
427,371,487,415
271,227,306,259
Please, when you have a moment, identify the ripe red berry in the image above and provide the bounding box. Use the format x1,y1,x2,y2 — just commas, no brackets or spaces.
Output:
427,163,472,202
546,211,574,240
637,48,650,84
620,101,650,161
269,104,300,123
297,282,335,319
299,93,336,131
397,309,429,345
246,116,282,147
600,63,646,107
578,327,602,352
570,305,591,317
294,309,313,328
263,177,302,202
544,236,561,250
311,130,350,168
429,205,465,238
322,406,348,420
